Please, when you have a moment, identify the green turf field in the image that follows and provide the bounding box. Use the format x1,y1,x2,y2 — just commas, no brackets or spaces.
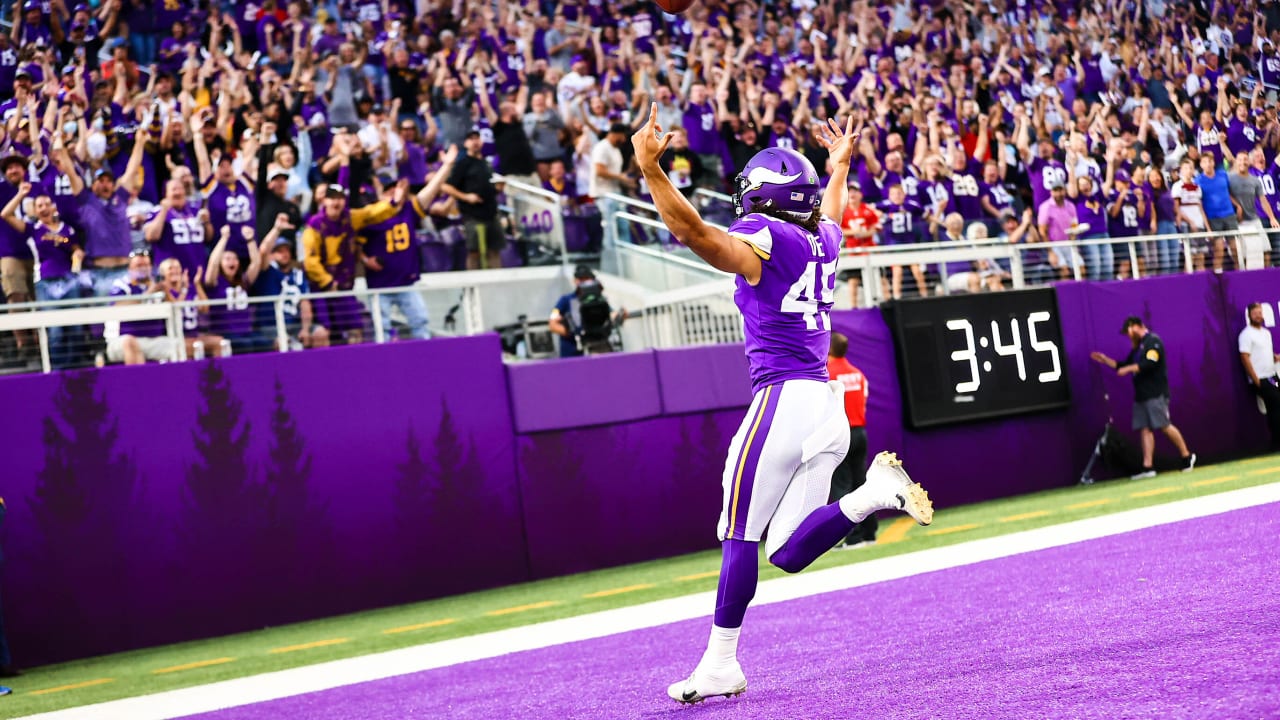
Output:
5,456,1278,718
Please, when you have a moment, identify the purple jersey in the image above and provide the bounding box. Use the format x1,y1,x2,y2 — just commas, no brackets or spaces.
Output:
876,200,924,244
683,101,719,155
208,273,254,336
359,198,427,288
980,181,1015,217
1226,118,1260,157
919,179,950,218
168,280,201,336
204,179,256,256
1028,157,1068,211
149,204,207,274
28,220,78,280
728,213,841,393
111,279,167,337
946,159,985,220
1075,190,1109,236
1252,166,1280,216
1106,189,1143,237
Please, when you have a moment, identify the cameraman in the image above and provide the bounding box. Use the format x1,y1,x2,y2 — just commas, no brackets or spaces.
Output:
549,265,626,357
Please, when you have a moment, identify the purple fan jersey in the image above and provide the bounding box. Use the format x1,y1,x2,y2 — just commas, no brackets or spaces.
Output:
111,279,166,337
148,203,207,273
208,273,254,336
728,213,841,393
204,178,256,257
877,200,924,245
170,280,201,336
359,198,427,288
1028,157,1068,211
1106,189,1143,238
27,220,78,280
946,158,984,220
981,181,1015,217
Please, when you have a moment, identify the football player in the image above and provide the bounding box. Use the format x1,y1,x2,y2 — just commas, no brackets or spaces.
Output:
632,105,934,704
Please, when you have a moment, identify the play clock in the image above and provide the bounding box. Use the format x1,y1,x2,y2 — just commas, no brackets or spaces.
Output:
882,288,1072,428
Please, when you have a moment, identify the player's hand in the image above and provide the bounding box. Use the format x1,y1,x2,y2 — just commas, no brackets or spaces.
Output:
631,102,674,173
814,115,860,168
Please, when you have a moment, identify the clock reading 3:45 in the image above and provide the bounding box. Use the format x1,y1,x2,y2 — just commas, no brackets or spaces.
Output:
884,288,1072,428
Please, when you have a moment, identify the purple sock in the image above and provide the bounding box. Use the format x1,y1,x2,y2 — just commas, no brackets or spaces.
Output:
768,502,855,574
712,539,758,629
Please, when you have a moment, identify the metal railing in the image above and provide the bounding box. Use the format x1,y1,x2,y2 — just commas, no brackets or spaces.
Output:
595,193,1280,306
639,279,742,349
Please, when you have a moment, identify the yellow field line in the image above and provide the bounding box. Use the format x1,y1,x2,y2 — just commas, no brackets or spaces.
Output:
676,571,719,582
999,510,1051,523
268,638,350,654
30,678,113,695
925,523,980,536
1190,475,1240,487
152,657,236,674
1131,487,1179,498
876,517,915,544
382,619,457,635
1066,498,1113,510
486,600,558,616
584,584,655,599
1245,466,1280,476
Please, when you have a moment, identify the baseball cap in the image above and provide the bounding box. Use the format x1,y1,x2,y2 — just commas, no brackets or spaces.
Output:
1114,169,1131,183
464,129,481,140
848,180,862,191
324,184,348,197
608,122,630,135
92,166,115,180
1049,179,1066,190
1000,208,1017,221
1121,315,1144,333
273,237,294,252
268,165,290,181
573,264,596,280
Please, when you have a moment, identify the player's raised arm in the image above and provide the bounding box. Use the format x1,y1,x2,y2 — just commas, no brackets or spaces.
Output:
632,103,762,284
815,116,859,224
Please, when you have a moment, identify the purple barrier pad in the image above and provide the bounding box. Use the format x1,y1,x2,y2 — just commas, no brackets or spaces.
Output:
182,503,1280,720
505,351,662,433
653,344,752,415
515,411,738,580
0,335,528,667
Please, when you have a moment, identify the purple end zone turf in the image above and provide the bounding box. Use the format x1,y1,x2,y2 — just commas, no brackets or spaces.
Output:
183,505,1280,720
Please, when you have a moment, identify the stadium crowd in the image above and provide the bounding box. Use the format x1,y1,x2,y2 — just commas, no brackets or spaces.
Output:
1,0,1280,367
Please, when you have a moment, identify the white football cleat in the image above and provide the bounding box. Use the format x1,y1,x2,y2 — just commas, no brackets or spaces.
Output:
864,451,934,526
667,664,747,704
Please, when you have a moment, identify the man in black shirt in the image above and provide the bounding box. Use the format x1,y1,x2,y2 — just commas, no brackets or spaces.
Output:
443,131,504,270
1091,316,1196,478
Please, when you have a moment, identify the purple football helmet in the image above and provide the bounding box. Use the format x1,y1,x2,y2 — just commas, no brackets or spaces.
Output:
732,147,822,218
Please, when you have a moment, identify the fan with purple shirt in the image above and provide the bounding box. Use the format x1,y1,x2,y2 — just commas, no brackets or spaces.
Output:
358,148,457,340
632,108,933,705
144,179,209,275
201,225,270,355
1,183,88,370
105,252,179,365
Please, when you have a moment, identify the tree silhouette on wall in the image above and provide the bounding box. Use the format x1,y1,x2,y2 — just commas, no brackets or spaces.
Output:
180,360,265,628
29,369,140,656
392,420,440,600
260,375,332,622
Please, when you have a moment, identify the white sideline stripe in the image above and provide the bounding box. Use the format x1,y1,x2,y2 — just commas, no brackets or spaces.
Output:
19,482,1280,720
